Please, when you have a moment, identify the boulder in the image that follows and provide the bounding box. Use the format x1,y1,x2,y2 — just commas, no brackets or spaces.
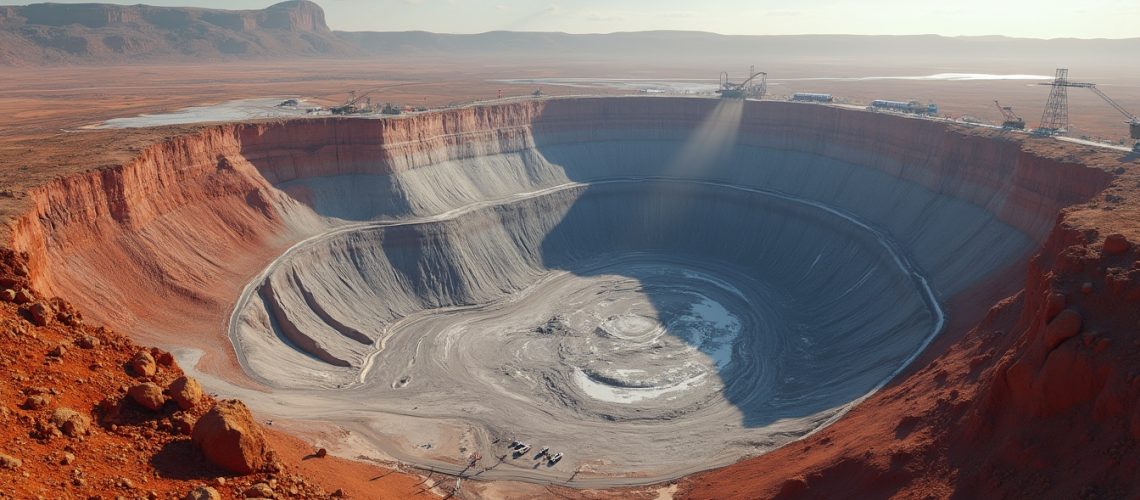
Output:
128,383,166,411
49,407,91,437
191,400,271,474
22,302,50,326
49,344,67,357
1044,309,1082,350
1043,292,1066,321
184,486,221,500
169,376,203,410
22,394,50,410
13,288,33,304
128,350,157,377
1103,233,1132,255
171,414,194,435
244,482,274,498
76,335,99,349
0,453,20,470
153,348,176,367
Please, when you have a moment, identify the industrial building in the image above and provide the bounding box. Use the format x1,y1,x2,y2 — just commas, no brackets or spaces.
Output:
790,93,833,103
870,100,938,116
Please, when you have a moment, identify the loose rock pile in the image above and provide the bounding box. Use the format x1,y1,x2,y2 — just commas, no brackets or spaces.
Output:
0,249,351,498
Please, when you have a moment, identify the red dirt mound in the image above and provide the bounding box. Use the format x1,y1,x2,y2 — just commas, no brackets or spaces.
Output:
0,247,434,498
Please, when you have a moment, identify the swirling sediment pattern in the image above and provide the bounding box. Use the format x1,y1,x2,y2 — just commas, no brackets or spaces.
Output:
229,126,1033,484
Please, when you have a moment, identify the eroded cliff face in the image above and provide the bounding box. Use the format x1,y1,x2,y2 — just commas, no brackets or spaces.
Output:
11,1,328,32
9,126,321,372
954,210,1140,497
16,98,1102,357
239,98,1109,238
5,97,1131,494
0,1,343,63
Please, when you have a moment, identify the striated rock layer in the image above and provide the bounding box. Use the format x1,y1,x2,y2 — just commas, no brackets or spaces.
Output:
0,0,345,65
7,97,1130,490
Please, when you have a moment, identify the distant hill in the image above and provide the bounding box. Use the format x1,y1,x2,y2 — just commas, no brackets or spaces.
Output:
0,0,349,64
339,30,1140,70
1,1,1138,69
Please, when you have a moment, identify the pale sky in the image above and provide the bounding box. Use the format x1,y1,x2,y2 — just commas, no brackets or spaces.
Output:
31,0,1140,38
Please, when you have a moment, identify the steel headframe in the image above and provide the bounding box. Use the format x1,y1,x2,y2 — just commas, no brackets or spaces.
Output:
1039,68,1069,132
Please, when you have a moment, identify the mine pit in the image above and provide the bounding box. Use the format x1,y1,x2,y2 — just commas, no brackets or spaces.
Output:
13,96,1112,487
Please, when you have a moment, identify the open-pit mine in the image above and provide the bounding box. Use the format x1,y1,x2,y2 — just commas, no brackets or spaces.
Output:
9,96,1135,493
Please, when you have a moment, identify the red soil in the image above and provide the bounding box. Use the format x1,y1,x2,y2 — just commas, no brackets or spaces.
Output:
0,247,434,498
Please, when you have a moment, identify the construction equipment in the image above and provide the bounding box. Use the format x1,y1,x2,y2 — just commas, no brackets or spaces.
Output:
330,90,374,115
994,100,1025,130
718,66,766,99
1036,68,1140,150
1086,85,1140,150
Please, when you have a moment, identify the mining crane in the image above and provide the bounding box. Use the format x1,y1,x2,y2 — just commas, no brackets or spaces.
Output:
994,100,1025,130
330,90,375,115
718,66,767,99
1037,68,1140,151
1086,85,1140,152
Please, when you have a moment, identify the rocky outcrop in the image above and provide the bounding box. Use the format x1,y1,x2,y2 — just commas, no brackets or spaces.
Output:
9,124,321,358
127,382,165,411
261,1,328,32
970,215,1140,430
0,454,20,470
192,400,272,475
49,408,91,437
1103,233,1132,255
183,486,221,500
0,1,346,64
168,376,203,411
128,351,156,377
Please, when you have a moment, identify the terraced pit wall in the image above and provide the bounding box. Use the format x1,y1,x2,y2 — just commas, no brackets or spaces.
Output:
10,98,1109,346
2,98,1117,482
